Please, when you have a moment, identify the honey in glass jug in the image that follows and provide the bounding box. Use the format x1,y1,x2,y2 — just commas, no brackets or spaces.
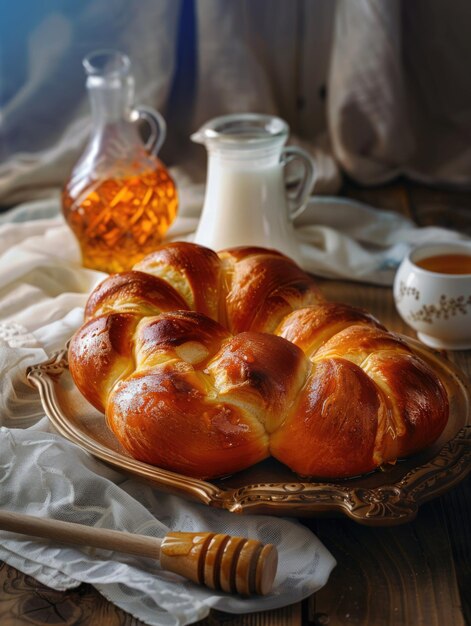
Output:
62,50,178,273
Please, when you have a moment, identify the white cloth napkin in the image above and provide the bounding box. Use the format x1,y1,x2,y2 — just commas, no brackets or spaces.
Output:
0,210,338,625
295,197,468,284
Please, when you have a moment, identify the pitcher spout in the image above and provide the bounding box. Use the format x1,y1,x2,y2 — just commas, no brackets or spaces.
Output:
190,126,219,145
190,130,206,145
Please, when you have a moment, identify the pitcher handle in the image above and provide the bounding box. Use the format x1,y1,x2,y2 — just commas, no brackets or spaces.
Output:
281,146,316,221
133,106,167,155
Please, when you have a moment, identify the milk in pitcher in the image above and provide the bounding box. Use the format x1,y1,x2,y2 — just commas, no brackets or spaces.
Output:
192,114,315,266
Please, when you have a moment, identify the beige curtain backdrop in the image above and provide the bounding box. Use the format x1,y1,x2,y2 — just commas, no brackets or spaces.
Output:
1,0,470,207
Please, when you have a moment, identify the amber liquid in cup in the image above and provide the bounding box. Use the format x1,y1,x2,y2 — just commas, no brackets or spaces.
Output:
415,254,471,275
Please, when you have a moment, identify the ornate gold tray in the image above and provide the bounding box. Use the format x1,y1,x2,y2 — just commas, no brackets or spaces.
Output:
27,340,471,526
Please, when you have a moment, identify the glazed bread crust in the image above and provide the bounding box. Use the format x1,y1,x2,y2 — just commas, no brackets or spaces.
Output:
69,242,449,479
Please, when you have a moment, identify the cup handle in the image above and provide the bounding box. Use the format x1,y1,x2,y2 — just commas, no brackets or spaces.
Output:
133,106,167,155
281,146,316,221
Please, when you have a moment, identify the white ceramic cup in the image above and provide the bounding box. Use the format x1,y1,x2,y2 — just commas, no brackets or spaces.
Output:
393,241,471,350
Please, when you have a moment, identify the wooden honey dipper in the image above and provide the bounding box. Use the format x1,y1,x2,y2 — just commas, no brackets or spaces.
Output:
0,509,278,596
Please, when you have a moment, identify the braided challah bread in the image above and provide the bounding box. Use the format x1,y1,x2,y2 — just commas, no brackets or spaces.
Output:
69,242,449,479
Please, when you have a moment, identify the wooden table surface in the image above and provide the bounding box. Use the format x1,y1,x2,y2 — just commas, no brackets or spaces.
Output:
1,179,470,626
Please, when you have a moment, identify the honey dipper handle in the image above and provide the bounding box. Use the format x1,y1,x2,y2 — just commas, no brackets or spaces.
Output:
0,510,277,595
0,509,161,559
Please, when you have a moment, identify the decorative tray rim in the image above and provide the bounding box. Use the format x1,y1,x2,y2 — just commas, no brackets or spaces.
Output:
26,339,471,526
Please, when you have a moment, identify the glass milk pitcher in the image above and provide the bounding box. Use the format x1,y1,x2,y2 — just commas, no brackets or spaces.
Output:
62,50,178,274
191,114,315,266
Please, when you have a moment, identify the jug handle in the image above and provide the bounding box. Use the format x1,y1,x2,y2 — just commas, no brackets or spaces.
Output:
282,146,316,221
133,106,167,155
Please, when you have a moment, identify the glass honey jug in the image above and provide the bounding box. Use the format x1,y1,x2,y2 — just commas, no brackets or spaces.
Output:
62,50,178,273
